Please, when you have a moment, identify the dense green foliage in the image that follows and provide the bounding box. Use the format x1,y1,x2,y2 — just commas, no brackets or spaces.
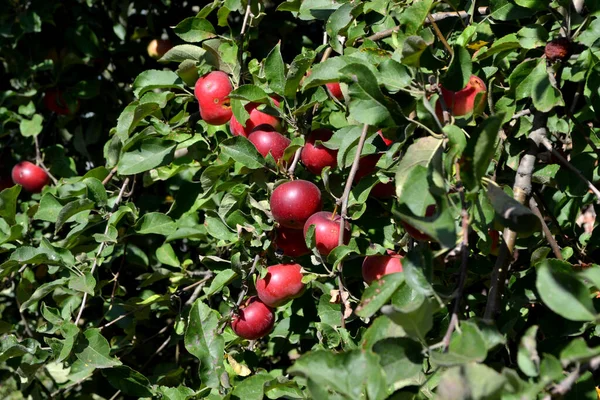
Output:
2,0,600,398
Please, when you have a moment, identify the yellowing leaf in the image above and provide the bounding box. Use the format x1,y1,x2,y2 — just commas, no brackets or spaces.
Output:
227,354,251,376
467,40,489,50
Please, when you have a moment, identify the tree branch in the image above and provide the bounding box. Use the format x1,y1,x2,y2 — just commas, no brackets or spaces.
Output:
34,135,58,185
529,197,563,260
484,112,548,320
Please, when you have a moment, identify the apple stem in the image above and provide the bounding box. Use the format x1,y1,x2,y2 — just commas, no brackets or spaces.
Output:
74,177,131,326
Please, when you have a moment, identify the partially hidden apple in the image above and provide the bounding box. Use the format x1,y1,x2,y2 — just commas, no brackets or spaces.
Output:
231,296,275,340
326,82,343,100
435,75,487,119
248,126,291,162
303,211,350,256
362,253,403,284
270,180,322,229
274,226,310,257
300,128,337,175
256,263,305,307
11,161,50,193
44,89,79,115
401,204,436,242
354,154,395,199
230,98,282,137
147,39,173,59
194,71,233,125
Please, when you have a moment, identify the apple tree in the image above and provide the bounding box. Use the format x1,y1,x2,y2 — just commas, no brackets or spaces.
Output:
2,0,600,398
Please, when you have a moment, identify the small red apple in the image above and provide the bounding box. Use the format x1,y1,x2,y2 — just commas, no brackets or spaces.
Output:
435,75,487,119
401,205,436,242
326,82,343,100
255,263,305,307
270,180,322,229
147,39,173,59
44,89,79,115
231,296,275,340
11,161,49,193
230,98,282,137
194,71,233,125
300,128,337,175
248,126,291,162
274,226,310,257
362,254,403,284
353,154,395,199
303,211,351,256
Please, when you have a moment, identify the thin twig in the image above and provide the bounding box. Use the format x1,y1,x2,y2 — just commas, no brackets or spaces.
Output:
240,3,252,36
512,109,532,120
15,296,34,338
34,135,58,185
102,166,118,186
441,162,469,350
235,255,260,308
74,177,131,326
529,197,563,260
335,124,370,328
428,14,454,55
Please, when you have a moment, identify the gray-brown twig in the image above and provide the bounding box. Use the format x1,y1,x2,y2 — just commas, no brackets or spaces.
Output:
529,197,563,260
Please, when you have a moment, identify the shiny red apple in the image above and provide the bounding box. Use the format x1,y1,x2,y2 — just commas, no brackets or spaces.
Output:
300,128,337,175
303,211,351,256
231,297,275,340
274,226,310,257
256,263,305,307
248,126,291,162
230,98,282,137
11,161,49,193
270,180,322,229
362,254,403,284
194,71,233,125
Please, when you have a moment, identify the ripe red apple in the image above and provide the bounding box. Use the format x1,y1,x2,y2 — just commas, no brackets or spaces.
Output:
147,39,173,59
230,98,282,137
248,126,291,162
255,263,305,307
353,154,395,199
326,82,343,100
11,161,50,193
362,254,403,284
275,226,310,257
231,297,275,340
300,128,337,175
435,75,487,119
44,89,79,115
270,180,322,229
401,205,436,242
194,71,233,125
303,211,351,256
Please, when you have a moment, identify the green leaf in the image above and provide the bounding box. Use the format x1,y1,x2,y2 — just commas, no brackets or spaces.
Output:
19,114,44,137
103,366,154,397
430,321,488,366
288,350,388,400
381,296,434,341
517,325,539,377
298,0,341,21
0,185,21,224
231,372,274,400
204,269,237,296
284,50,316,99
461,115,503,191
20,278,69,311
74,328,122,369
490,0,536,21
135,213,177,236
132,70,183,98
160,44,206,63
378,59,413,93
229,85,269,102
436,363,506,400
117,138,177,175
355,272,405,318
0,335,40,363
204,212,238,242
156,243,180,267
115,101,161,142
536,259,597,321
264,43,286,95
559,338,600,366
372,338,423,386
156,386,196,400
173,17,216,42
486,184,540,234
442,46,473,91
220,136,265,169
401,36,429,67
399,0,433,35
184,299,224,389
68,272,96,296
56,199,95,233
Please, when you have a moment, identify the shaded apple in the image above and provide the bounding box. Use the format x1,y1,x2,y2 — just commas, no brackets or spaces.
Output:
401,205,436,242
435,75,487,119
230,98,282,137
248,126,291,162
353,153,395,199
275,226,310,257
194,71,233,125
270,180,322,229
303,211,351,256
300,128,337,175
231,296,275,340
362,254,403,284
256,263,305,307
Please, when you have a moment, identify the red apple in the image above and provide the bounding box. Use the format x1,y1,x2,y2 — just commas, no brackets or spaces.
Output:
545,38,571,62
270,180,322,229
44,89,79,115
300,128,337,175
435,75,487,119
275,226,310,257
230,98,282,137
194,71,233,125
303,211,351,256
147,39,173,59
256,263,305,307
362,254,403,284
11,161,49,193
353,154,395,199
326,82,343,100
378,130,394,146
231,296,275,340
401,205,436,242
248,126,291,162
